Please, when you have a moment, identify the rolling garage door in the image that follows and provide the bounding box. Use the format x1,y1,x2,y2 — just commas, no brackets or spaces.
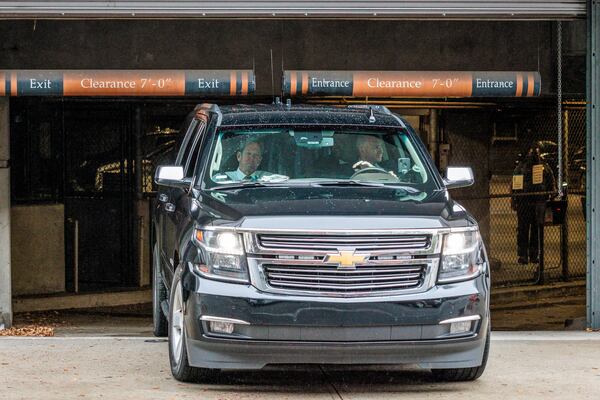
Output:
0,1,586,19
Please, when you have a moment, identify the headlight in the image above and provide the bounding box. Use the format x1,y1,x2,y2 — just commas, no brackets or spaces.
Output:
438,229,483,283
193,230,249,283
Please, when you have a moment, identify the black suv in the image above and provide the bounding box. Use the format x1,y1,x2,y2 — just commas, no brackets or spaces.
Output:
153,103,490,383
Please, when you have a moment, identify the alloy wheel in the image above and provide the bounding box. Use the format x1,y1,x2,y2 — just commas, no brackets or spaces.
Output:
170,281,184,365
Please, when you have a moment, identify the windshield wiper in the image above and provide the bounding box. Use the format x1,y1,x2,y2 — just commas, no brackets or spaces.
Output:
210,180,422,194
311,180,422,193
209,182,289,191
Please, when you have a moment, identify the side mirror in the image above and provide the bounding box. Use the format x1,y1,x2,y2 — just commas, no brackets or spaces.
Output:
155,165,185,187
444,167,474,189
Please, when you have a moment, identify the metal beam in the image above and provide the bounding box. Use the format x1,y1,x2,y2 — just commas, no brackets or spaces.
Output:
0,97,11,330
0,1,587,19
587,0,600,329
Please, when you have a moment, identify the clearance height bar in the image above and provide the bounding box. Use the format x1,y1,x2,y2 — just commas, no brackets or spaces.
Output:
283,71,541,97
0,70,255,96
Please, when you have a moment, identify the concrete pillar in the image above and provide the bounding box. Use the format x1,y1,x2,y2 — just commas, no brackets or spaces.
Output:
0,97,11,329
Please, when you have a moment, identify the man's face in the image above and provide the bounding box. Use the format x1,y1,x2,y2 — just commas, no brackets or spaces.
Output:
358,136,384,164
237,142,262,175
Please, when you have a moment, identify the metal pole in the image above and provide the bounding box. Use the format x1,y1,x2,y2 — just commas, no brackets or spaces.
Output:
587,0,600,329
139,215,145,286
538,223,545,285
429,109,439,165
558,21,564,197
74,219,79,293
0,97,12,330
562,110,570,280
135,106,143,200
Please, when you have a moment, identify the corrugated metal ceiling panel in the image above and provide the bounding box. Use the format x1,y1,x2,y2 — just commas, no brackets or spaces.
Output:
0,1,586,19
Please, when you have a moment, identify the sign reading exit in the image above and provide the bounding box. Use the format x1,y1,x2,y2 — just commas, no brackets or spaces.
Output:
0,70,255,96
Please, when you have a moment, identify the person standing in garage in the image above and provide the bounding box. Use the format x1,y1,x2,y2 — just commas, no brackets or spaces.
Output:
511,144,556,264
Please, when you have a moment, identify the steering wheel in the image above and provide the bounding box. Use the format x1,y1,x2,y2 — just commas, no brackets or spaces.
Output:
350,166,399,182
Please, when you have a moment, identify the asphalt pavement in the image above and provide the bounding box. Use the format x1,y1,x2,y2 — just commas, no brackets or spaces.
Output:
1,332,599,400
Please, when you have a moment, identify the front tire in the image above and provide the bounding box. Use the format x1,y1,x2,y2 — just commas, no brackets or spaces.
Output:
431,329,490,382
168,267,218,383
152,243,168,337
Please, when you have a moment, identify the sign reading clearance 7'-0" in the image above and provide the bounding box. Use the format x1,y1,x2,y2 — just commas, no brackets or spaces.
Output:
283,71,541,97
0,70,255,96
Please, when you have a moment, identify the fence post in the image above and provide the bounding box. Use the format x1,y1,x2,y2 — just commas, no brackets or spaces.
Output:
538,222,545,285
561,110,570,280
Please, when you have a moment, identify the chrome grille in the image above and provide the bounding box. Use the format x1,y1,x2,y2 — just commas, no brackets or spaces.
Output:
257,234,431,252
263,263,426,294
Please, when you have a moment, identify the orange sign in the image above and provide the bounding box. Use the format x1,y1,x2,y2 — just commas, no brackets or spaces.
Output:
353,71,473,97
283,70,541,97
63,70,186,96
0,70,255,96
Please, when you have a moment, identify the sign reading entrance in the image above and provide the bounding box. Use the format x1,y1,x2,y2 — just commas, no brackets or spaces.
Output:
283,71,541,97
0,70,255,96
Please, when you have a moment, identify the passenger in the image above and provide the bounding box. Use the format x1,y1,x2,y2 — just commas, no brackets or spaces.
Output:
224,140,270,181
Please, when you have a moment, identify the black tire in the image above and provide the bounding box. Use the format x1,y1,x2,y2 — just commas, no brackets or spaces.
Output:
431,329,490,382
152,243,168,337
168,267,218,383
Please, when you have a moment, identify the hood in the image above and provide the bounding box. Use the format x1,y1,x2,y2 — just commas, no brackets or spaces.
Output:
196,187,472,230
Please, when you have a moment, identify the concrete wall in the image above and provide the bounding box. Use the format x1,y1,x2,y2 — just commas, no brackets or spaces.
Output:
0,19,577,95
11,204,65,296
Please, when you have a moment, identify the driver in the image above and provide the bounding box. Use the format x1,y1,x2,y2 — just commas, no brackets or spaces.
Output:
354,135,384,169
224,140,270,181
350,135,421,183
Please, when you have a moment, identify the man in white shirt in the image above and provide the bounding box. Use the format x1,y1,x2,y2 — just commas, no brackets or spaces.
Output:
355,135,384,168
224,141,270,181
351,135,421,183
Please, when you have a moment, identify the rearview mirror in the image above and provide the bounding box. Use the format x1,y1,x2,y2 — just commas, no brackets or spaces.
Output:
155,165,185,187
290,130,334,148
444,167,474,189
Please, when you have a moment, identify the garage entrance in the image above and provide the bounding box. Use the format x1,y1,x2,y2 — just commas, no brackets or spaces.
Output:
10,98,196,292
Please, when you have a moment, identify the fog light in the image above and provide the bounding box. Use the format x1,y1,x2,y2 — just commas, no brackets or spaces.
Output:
201,315,251,335
439,315,480,335
209,321,234,334
450,320,472,334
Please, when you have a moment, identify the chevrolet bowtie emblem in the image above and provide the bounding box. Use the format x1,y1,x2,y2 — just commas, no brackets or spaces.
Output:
324,250,370,269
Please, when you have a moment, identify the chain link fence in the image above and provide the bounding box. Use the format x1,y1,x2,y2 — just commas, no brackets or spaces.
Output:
564,105,587,280
486,103,586,287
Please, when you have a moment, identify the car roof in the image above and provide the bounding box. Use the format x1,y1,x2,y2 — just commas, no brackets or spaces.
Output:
214,104,406,129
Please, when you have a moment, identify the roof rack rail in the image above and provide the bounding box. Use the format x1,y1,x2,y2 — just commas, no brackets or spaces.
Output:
346,104,392,115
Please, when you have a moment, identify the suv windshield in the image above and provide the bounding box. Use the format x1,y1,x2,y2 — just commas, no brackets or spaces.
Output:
201,126,438,195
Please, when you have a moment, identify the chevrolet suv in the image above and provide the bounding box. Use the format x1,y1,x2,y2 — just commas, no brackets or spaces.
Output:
153,103,490,383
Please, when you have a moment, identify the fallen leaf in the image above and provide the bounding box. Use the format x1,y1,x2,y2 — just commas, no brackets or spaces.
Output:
0,325,54,337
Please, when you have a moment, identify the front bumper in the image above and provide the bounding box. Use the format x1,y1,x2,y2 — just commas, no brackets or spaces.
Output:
183,268,490,370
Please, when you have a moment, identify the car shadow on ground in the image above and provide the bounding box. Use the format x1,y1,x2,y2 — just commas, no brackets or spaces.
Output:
199,368,469,394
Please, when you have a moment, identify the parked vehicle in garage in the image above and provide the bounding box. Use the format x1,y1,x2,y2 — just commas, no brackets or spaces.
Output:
569,145,586,193
94,127,182,193
153,103,490,383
